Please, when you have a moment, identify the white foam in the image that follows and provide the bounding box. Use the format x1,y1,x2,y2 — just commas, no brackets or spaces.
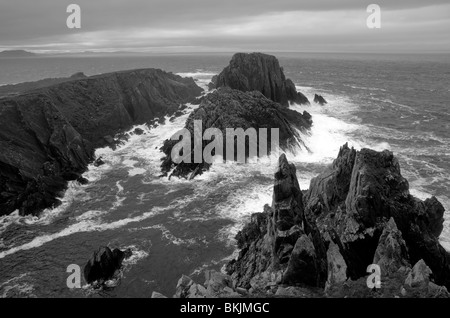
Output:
0,206,169,259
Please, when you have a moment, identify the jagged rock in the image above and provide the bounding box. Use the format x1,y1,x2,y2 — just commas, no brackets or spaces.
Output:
304,143,356,216
208,75,218,91
187,283,208,298
423,196,445,238
0,69,202,216
405,260,432,287
226,206,273,289
273,154,304,231
173,271,240,298
174,275,196,298
325,241,347,291
282,234,319,286
160,88,312,179
204,271,239,297
427,282,450,298
285,79,310,105
314,94,327,105
94,157,105,167
215,52,309,106
77,177,89,185
83,246,132,284
373,218,410,275
235,212,267,249
224,145,450,296
151,291,168,298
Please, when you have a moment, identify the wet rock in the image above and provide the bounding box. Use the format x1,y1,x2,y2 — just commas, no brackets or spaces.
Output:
84,246,132,285
314,94,327,105
160,88,312,179
133,128,144,135
76,177,89,185
94,156,105,167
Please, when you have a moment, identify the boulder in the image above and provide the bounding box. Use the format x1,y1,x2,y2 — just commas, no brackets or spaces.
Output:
83,246,132,284
314,94,327,105
215,53,309,106
325,241,348,291
282,234,319,286
405,259,432,287
174,275,196,298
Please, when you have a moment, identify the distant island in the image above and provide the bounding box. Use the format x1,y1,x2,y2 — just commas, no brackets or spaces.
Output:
0,50,36,57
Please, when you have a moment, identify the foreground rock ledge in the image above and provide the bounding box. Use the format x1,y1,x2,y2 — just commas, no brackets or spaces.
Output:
168,145,450,298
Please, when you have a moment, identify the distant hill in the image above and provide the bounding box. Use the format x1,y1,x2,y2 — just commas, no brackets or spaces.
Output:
0,50,36,57
0,72,87,98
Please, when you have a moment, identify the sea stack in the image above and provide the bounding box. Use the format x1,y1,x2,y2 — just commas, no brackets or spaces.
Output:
212,53,310,106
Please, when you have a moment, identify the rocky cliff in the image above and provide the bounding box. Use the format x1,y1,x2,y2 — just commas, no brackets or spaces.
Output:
212,53,310,106
160,88,312,179
0,69,203,216
170,145,450,298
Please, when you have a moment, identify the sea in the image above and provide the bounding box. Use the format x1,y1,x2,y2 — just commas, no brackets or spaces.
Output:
0,52,449,297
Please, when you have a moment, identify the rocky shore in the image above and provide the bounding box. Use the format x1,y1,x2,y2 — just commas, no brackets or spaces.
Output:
165,145,450,298
0,69,203,216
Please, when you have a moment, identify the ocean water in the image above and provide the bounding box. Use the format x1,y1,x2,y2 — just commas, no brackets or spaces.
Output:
0,53,449,297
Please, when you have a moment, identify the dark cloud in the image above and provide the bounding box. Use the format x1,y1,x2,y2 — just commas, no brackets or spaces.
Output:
0,0,449,52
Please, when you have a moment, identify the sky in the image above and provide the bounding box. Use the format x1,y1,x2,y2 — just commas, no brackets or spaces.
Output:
0,0,449,54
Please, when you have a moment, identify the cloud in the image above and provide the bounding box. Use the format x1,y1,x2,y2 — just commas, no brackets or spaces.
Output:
0,0,449,53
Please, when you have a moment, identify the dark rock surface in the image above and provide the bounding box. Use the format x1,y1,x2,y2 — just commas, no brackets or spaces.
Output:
223,145,450,297
214,53,310,106
84,246,132,285
314,94,327,105
160,88,312,179
0,68,203,216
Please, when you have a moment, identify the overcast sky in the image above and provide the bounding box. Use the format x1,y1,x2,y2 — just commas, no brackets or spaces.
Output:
0,0,449,53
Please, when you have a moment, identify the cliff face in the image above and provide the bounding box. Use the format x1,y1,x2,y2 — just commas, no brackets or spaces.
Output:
223,145,450,298
160,88,312,179
213,53,309,106
0,69,203,216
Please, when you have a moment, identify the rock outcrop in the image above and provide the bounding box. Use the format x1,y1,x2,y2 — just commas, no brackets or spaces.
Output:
314,94,327,105
160,88,312,179
304,144,450,289
84,246,132,285
0,69,203,216
226,154,327,294
223,145,450,297
173,270,241,298
213,53,309,106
